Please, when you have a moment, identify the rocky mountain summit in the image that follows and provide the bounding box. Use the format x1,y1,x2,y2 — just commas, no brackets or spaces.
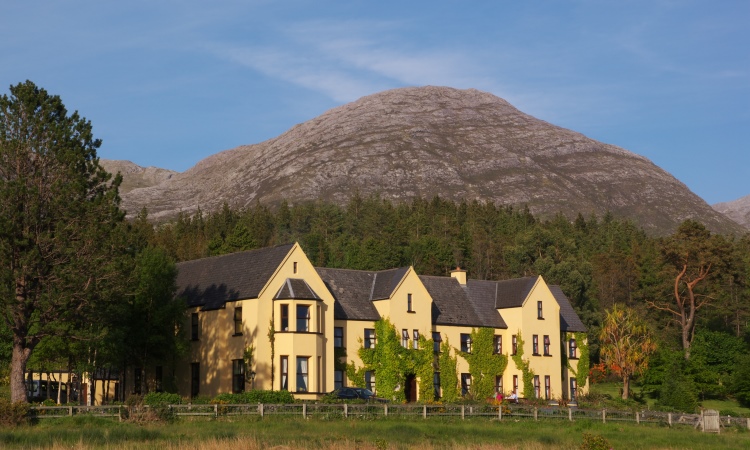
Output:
109,86,742,235
713,195,750,231
98,160,176,195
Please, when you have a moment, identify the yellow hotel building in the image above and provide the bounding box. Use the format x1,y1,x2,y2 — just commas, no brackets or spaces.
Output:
172,242,588,402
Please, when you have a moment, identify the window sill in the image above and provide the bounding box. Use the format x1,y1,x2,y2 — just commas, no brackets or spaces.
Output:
569,357,579,360
532,353,541,356
232,333,243,337
543,354,552,357
407,310,416,314
537,317,545,320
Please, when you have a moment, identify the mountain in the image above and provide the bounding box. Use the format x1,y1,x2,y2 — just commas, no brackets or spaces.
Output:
109,86,742,235
98,160,177,195
713,195,750,231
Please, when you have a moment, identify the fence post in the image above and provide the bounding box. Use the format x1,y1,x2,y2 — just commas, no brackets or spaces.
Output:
461,405,465,420
384,403,388,417
118,405,122,422
423,405,427,419
214,404,218,418
498,405,502,421
344,403,348,418
260,403,264,418
668,413,672,427
568,407,572,422
636,411,639,424
602,409,606,424
534,407,538,421
303,403,307,419
69,406,73,417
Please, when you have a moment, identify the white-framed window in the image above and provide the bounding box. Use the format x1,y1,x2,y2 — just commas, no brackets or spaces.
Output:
412,330,419,349
296,357,309,392
460,333,472,353
402,329,409,348
364,328,376,348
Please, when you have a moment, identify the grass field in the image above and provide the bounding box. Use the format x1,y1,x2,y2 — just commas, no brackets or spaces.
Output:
1,415,749,449
589,381,750,416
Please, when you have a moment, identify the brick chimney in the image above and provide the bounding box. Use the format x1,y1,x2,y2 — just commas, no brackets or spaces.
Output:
450,267,466,286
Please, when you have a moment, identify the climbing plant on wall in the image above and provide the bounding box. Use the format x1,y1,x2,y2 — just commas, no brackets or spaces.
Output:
511,331,536,399
438,338,460,403
565,331,590,390
346,317,433,403
459,328,508,400
414,334,435,401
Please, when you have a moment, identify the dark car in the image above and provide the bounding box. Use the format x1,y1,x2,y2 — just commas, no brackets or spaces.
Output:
353,388,387,403
327,387,386,402
328,387,361,400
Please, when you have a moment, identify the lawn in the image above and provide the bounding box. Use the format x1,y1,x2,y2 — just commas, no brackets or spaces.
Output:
589,381,750,416
1,415,749,449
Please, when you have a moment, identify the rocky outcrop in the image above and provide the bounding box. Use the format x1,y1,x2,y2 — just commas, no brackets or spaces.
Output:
714,195,750,231
99,160,177,195
113,86,742,235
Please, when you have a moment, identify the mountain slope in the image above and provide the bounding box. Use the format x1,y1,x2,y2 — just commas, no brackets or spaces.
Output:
713,195,750,230
99,160,176,195
116,86,741,235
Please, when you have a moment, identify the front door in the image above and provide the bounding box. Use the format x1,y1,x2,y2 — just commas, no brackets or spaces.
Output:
405,375,417,402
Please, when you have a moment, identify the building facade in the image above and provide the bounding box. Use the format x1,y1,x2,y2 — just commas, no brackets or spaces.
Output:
173,242,588,402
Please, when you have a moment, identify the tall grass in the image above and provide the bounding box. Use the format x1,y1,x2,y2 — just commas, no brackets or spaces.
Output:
1,416,749,449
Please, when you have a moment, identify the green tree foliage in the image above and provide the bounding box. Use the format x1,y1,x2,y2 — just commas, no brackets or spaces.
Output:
118,246,185,394
0,81,128,402
459,328,507,400
652,220,729,359
688,330,746,399
438,339,459,402
599,305,656,400
657,354,698,413
731,354,750,407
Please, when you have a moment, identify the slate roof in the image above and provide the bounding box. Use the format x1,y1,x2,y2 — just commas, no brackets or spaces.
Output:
316,267,410,321
493,276,539,308
549,285,587,332
274,278,322,301
176,243,294,311
418,276,488,327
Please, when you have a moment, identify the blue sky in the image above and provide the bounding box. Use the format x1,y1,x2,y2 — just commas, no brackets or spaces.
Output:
1,1,747,204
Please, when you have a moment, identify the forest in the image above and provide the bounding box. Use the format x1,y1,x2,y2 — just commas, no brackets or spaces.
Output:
137,194,750,409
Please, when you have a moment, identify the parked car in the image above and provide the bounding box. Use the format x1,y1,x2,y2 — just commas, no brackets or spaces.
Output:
327,387,386,402
352,388,387,403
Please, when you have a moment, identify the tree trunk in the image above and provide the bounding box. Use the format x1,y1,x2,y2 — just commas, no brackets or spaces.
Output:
622,374,630,400
10,341,32,403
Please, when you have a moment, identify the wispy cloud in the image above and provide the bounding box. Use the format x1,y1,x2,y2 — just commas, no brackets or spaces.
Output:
206,19,497,102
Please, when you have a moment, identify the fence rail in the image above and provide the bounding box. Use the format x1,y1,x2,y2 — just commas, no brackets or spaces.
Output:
28,403,750,430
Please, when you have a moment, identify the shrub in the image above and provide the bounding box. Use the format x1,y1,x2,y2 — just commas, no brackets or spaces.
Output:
143,392,181,406
211,390,295,404
0,398,29,427
657,358,698,413
580,432,612,450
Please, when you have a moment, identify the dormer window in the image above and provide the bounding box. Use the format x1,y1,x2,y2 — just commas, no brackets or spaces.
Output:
537,301,544,319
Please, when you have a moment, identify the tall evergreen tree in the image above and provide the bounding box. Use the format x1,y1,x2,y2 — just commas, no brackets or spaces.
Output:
0,81,128,402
